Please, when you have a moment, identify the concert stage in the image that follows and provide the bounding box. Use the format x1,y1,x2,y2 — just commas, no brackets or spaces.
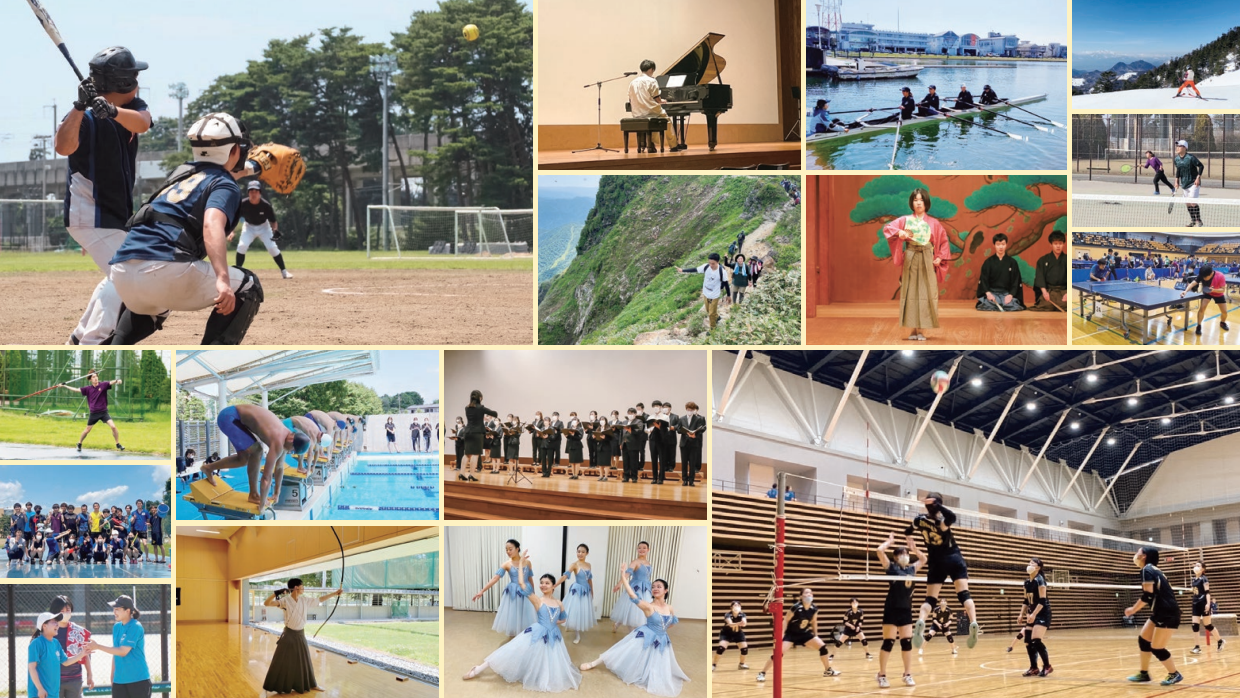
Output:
538,141,801,170
808,301,1067,345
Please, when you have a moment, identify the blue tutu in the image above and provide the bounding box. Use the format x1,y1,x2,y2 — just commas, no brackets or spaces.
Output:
562,567,597,632
492,565,537,636
610,563,652,628
600,598,689,697
486,604,582,692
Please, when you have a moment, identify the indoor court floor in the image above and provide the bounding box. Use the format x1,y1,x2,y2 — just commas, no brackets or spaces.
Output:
712,628,1239,698
1070,284,1240,345
443,609,707,698
175,622,438,698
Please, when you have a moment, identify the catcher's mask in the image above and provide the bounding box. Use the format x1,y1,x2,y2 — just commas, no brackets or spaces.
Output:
188,113,253,172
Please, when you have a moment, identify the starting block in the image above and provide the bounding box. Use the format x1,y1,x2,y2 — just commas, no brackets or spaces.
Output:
183,478,275,520
274,465,312,511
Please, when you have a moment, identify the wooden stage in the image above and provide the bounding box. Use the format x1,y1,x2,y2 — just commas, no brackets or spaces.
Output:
443,466,708,520
808,302,1066,345
175,622,438,698
444,609,707,698
1072,288,1240,346
538,142,802,170
712,628,1238,698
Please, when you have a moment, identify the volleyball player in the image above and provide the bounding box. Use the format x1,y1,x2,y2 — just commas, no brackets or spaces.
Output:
919,599,957,655
1191,561,1224,653
834,598,873,659
1125,546,1183,686
876,533,926,688
756,588,840,682
1018,557,1052,676
714,601,749,671
908,492,980,649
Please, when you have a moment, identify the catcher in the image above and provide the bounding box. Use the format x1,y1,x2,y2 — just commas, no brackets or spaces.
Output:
232,181,292,278
107,113,304,344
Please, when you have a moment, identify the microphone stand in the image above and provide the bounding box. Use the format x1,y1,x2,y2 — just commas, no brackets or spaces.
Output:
574,73,635,154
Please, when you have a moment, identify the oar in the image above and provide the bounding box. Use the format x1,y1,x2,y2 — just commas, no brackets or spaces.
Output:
963,102,1053,133
824,107,903,115
934,110,1027,141
888,117,903,170
999,99,1064,128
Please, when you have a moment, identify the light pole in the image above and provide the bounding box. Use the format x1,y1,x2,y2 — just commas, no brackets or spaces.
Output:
169,82,189,150
369,54,397,251
44,102,57,160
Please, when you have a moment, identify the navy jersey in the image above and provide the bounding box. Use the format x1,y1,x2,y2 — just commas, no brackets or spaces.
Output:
1193,575,1209,601
787,602,818,634
1023,574,1049,611
1142,564,1177,614
111,162,241,264
237,197,277,226
65,98,149,230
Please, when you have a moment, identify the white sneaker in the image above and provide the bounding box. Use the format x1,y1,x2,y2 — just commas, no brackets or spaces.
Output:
877,675,890,688
903,674,916,686
952,647,958,655
281,269,293,279
756,673,766,682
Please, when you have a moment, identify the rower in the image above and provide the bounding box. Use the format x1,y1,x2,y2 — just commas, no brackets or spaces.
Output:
873,87,917,124
918,85,942,116
810,98,861,134
979,85,1001,105
953,83,974,110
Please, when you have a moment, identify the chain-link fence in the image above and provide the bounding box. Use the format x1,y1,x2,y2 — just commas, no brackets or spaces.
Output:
0,584,169,697
0,350,168,421
0,200,72,252
1073,114,1240,187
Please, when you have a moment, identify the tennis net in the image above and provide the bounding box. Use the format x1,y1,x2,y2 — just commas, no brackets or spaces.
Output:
1072,194,1240,228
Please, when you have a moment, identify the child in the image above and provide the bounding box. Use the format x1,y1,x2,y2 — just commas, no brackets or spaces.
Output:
28,611,93,698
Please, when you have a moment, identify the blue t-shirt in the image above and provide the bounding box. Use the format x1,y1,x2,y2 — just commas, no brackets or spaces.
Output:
64,97,149,230
766,488,778,498
29,635,68,697
131,509,149,532
110,162,241,264
1091,263,1109,280
112,619,149,684
784,490,796,501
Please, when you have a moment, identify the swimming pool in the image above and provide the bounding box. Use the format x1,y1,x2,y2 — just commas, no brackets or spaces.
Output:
314,453,440,520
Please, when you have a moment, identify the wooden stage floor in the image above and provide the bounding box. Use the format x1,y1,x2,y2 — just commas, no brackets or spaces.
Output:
444,608,707,698
1071,289,1240,346
175,622,438,698
538,142,802,170
443,466,709,504
808,302,1066,345
713,628,1238,698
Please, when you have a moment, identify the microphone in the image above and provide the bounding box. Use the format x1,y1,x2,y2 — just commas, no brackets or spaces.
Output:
624,72,638,76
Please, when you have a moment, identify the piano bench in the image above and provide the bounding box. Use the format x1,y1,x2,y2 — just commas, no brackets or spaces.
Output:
621,117,669,154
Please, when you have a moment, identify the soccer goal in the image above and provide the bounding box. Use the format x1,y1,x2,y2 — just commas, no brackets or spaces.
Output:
365,205,533,258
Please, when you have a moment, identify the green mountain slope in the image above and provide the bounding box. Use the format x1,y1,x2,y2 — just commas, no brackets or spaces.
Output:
537,175,801,345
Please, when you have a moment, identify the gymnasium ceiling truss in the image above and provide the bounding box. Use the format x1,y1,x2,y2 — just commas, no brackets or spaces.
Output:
717,350,1240,516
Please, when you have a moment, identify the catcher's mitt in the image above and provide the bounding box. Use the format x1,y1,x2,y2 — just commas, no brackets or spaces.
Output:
249,143,306,195
271,230,283,242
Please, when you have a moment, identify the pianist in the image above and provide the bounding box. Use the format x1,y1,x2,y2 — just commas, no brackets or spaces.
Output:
629,60,669,119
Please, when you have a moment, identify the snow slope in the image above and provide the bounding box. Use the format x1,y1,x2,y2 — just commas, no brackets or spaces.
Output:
1073,69,1240,108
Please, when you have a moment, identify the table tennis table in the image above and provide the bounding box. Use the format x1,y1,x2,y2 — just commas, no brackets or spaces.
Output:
1074,280,1205,344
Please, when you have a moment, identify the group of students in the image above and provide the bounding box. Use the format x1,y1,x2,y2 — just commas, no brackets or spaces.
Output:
6,499,166,567
450,391,707,486
676,230,769,331
972,230,1069,313
382,415,437,453
28,593,154,698
464,539,690,696
809,83,1004,134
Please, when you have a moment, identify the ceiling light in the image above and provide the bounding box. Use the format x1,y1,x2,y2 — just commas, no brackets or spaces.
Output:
195,529,221,534
1127,397,1138,406
1226,396,1236,404
1026,402,1037,411
902,350,915,357
1070,421,1080,430
1107,438,1117,445
1086,373,1098,383
1161,418,1171,425
970,377,982,387
1197,373,1207,381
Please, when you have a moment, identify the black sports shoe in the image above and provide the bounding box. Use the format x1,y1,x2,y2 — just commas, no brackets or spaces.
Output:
116,443,125,451
1196,325,1203,335
1222,322,1231,332
77,443,83,452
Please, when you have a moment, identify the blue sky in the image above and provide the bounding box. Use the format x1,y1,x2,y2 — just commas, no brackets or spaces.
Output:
1072,0,1240,61
0,465,168,509
540,175,601,198
353,351,439,402
0,0,527,163
810,0,1065,44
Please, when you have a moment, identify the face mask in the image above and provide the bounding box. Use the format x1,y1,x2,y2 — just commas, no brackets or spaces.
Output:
1026,565,1038,575
1194,566,1203,575
897,555,910,566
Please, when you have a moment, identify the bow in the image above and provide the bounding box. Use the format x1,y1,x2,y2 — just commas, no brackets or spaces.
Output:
313,525,344,638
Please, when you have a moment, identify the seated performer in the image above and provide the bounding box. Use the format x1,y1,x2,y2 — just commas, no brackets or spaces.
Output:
628,60,670,153
976,233,1025,311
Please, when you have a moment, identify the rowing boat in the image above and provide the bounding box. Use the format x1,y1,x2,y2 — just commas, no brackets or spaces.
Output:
806,94,1047,144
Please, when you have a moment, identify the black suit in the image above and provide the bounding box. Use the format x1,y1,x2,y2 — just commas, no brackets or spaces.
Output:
585,420,598,467
679,413,705,485
661,413,680,482
633,412,648,477
550,419,564,467
647,416,662,482
622,421,643,482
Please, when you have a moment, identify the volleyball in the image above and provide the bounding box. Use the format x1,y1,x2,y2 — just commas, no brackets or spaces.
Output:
930,370,950,394
463,24,480,41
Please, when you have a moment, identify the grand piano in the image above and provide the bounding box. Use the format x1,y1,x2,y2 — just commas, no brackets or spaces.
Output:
629,32,734,152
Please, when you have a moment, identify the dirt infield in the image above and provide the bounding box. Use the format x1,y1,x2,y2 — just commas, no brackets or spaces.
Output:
0,268,532,345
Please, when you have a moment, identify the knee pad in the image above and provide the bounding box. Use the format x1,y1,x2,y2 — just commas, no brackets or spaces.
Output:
924,596,939,609
860,638,869,646
881,639,895,652
1138,637,1153,653
1193,623,1201,633
1152,647,1171,661
900,638,913,652
819,645,831,657
944,634,954,643
202,268,264,345
957,590,972,605
740,648,748,655
109,307,166,345
1206,624,1215,631
716,646,726,655
1024,632,1033,644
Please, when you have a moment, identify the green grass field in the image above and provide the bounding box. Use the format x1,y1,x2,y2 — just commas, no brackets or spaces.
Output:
0,250,532,273
0,405,171,455
307,620,439,667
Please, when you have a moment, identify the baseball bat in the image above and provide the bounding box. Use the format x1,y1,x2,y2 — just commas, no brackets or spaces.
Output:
24,0,86,81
